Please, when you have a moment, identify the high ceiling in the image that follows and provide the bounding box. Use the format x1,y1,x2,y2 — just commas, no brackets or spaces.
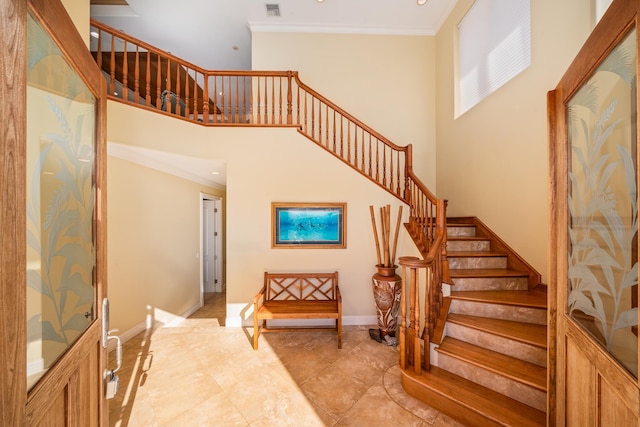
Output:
90,0,457,188
91,0,457,70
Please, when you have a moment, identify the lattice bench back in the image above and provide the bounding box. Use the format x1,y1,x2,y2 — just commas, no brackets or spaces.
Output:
264,272,339,302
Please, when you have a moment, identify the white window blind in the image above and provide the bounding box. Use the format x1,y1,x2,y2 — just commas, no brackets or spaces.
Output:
457,0,531,116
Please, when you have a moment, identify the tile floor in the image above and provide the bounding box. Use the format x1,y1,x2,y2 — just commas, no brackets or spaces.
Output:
108,292,467,426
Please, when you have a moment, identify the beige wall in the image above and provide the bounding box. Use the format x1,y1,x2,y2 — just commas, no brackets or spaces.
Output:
252,32,437,190
107,102,407,328
107,155,223,333
61,0,90,47
434,0,594,283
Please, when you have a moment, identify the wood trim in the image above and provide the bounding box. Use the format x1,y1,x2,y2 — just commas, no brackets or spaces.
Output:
26,0,109,425
0,0,27,425
547,88,561,426
96,57,109,427
565,318,640,418
29,0,103,93
550,2,640,425
26,323,102,425
558,0,637,100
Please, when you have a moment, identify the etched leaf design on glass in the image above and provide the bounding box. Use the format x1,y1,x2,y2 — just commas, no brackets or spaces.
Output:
567,30,638,358
26,12,96,365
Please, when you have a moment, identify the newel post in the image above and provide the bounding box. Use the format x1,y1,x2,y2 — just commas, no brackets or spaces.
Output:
286,71,293,124
399,255,431,374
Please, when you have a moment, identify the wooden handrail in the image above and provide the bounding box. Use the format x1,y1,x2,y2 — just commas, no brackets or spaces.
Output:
89,19,449,372
291,74,411,200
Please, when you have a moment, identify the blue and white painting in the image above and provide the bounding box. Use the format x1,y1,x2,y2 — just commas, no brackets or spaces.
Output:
275,206,343,246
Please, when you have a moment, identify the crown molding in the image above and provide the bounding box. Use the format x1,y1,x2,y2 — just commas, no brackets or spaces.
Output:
249,22,438,36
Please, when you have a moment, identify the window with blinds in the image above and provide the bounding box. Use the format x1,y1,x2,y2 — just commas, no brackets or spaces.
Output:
457,0,531,117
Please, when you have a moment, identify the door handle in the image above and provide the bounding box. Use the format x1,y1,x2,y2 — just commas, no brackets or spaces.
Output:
102,298,122,399
105,330,122,375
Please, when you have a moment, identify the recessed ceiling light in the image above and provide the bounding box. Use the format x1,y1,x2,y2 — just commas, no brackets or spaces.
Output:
232,45,239,51
90,31,99,38
211,171,220,175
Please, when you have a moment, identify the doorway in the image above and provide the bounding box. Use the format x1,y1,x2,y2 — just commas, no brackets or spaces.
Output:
200,193,225,321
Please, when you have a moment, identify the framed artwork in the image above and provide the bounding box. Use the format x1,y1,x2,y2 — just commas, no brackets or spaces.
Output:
272,202,346,248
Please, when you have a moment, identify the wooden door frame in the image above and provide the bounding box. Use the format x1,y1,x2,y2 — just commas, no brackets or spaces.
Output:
0,0,28,424
200,193,224,297
1,0,108,424
549,0,640,425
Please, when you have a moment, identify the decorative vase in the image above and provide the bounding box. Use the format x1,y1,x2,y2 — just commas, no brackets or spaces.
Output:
371,264,402,346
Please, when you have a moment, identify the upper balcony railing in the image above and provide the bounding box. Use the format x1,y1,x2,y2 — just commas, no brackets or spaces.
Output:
90,19,449,372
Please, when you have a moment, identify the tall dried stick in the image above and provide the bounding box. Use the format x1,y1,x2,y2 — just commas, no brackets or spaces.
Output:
391,205,403,266
369,205,382,266
381,206,389,266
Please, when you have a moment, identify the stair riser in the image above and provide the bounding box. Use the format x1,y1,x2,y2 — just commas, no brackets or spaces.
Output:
435,352,546,412
438,353,547,411
445,323,547,367
447,226,476,238
447,240,490,252
449,300,547,325
400,373,510,427
448,256,507,269
451,276,529,291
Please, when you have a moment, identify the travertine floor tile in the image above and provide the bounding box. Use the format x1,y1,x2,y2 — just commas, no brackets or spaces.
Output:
108,290,470,426
335,383,423,427
162,394,248,427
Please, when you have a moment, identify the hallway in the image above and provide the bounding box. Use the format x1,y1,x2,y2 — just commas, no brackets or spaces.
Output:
108,293,465,426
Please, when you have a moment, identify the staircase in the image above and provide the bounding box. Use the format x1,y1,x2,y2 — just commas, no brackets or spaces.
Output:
89,20,548,425
402,217,547,427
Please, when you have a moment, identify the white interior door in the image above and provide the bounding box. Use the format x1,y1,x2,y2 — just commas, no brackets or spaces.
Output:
203,199,216,293
214,198,223,292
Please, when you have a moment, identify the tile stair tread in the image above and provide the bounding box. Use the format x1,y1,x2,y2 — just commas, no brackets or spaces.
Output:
449,268,528,278
447,236,489,241
437,337,547,391
446,221,476,226
404,365,546,427
447,251,507,257
449,288,547,308
447,313,547,348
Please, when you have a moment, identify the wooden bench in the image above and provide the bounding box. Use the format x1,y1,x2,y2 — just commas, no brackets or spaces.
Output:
253,271,342,350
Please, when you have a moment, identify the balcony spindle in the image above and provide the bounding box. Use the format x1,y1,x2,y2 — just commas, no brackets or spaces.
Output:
175,65,181,116
155,54,161,109
122,40,128,101
183,68,190,117
375,139,380,182
134,45,140,103
145,50,151,106
287,71,293,125
96,28,102,70
109,34,115,96
332,110,337,152
192,71,198,118
203,75,209,123
237,76,242,123
270,76,275,124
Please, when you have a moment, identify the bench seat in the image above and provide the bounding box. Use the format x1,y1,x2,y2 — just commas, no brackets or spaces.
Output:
258,300,340,319
253,272,342,349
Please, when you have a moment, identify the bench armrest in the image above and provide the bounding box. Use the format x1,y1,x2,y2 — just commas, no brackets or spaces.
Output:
336,284,342,303
253,285,266,311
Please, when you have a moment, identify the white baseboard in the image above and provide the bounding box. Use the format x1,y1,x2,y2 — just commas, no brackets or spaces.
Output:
225,315,378,328
115,301,203,348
